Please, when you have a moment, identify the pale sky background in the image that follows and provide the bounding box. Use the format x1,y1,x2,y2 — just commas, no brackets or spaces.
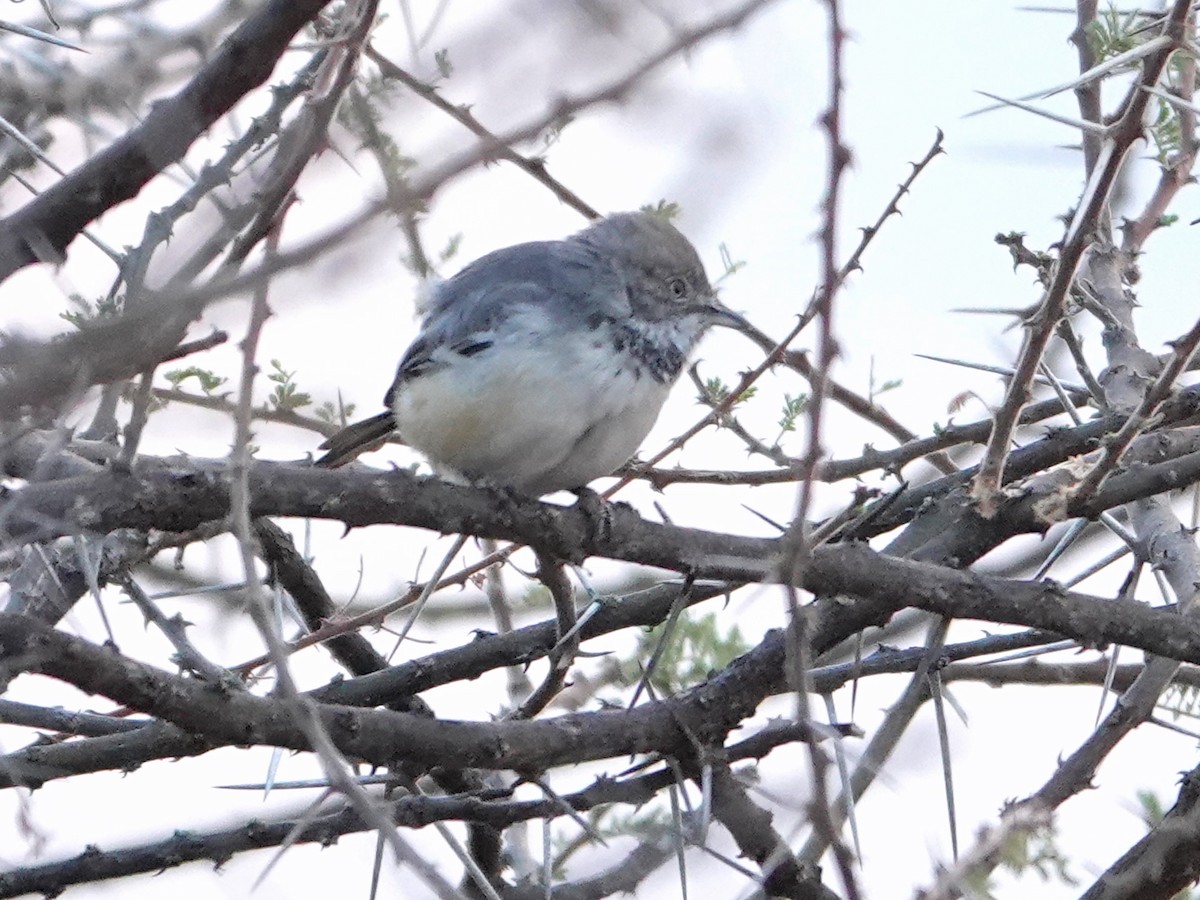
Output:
3,2,1200,898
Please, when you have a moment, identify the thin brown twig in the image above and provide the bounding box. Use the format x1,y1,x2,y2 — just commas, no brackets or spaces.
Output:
1055,317,1107,403
606,129,948,496
626,394,1094,488
739,323,959,475
226,114,417,868
151,387,343,439
364,45,600,220
510,552,577,720
972,0,1192,515
1072,312,1200,501
1071,0,1104,175
0,2,794,423
230,544,516,676
914,805,1053,900
687,366,795,466
225,10,375,273
0,0,336,281
783,2,861,896
1121,26,1198,255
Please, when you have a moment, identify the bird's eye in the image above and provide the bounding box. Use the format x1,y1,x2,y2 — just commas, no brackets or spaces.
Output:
668,277,688,300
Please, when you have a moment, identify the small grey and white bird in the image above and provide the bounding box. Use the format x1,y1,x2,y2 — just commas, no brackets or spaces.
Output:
317,211,749,496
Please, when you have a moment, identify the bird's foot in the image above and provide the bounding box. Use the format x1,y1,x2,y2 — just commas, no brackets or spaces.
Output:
575,486,619,539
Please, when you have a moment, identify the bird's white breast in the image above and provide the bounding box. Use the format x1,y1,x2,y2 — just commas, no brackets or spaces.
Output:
391,307,672,496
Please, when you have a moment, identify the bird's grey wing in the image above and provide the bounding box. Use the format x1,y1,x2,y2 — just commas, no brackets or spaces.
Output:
382,240,626,407
381,281,554,408
417,240,624,324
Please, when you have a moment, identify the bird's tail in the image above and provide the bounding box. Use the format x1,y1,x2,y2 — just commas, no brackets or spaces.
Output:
315,412,397,468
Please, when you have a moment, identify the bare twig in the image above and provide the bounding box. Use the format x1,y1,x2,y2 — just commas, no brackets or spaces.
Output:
972,0,1192,514
0,0,336,280
365,46,600,220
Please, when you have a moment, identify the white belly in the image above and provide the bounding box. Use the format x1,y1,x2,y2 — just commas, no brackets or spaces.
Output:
392,328,670,496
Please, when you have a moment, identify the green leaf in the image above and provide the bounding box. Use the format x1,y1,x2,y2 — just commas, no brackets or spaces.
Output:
438,232,463,265
618,612,749,697
266,360,312,411
163,366,228,395
1087,4,1143,61
60,293,124,329
776,392,808,437
703,376,730,403
641,200,681,221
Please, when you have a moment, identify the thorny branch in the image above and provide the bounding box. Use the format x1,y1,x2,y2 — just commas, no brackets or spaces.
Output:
971,0,1194,514
3,2,1200,899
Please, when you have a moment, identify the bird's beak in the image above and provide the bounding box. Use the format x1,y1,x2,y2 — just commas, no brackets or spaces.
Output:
702,296,753,334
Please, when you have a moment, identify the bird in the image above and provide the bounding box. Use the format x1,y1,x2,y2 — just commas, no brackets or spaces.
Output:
316,210,750,497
